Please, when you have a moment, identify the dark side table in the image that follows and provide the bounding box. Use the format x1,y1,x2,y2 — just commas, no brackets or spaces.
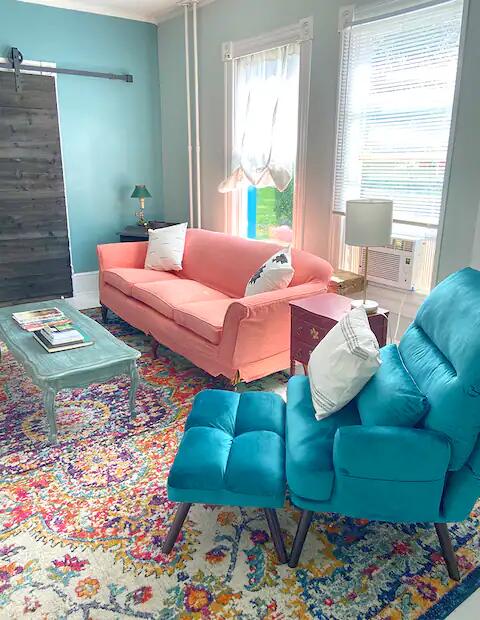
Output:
119,221,179,242
290,293,389,375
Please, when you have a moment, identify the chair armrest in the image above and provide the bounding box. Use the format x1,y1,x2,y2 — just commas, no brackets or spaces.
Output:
334,426,451,482
97,241,148,272
219,282,328,366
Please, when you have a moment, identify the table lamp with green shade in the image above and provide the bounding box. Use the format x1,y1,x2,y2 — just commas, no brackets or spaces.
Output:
131,185,151,227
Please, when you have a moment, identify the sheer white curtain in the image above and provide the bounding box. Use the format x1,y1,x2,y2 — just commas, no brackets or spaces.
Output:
219,43,300,193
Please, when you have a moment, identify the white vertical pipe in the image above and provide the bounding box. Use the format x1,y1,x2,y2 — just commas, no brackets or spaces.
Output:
223,60,229,234
192,0,202,228
183,3,194,228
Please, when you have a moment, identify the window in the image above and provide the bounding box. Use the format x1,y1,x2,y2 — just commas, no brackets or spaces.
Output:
333,0,463,292
229,44,299,243
221,19,313,247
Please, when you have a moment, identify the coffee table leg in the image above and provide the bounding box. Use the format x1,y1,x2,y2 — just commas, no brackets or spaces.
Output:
44,387,58,444
129,363,139,417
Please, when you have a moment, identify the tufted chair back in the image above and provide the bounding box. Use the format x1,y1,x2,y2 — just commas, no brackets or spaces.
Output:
398,268,480,519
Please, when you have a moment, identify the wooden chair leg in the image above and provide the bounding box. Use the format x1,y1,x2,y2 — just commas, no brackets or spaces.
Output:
230,370,241,391
435,523,460,581
264,508,288,564
288,510,314,568
101,304,109,324
162,503,191,554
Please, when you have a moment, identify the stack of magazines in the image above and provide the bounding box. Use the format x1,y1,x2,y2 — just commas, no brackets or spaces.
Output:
34,324,92,352
12,308,93,353
13,307,71,332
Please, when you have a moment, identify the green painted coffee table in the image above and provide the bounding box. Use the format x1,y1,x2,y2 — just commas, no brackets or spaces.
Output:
0,300,141,444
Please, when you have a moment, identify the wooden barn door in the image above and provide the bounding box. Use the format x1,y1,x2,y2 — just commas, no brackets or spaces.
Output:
0,71,73,306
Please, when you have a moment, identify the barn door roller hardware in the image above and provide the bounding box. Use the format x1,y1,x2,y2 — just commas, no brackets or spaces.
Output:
1,48,134,92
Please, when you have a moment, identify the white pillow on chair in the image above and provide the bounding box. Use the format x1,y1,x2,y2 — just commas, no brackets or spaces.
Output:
144,223,187,272
308,307,381,420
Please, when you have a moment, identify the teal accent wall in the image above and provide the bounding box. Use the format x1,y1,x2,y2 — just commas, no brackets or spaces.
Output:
157,0,480,282
0,0,163,273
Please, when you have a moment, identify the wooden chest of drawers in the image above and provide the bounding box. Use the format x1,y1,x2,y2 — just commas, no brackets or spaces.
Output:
290,293,389,375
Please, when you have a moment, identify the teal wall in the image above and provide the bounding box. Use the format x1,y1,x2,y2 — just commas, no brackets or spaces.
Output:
158,0,480,283
0,0,163,273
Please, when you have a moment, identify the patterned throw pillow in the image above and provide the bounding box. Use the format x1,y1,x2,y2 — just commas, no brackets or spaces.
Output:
308,307,381,420
144,223,187,272
245,247,294,296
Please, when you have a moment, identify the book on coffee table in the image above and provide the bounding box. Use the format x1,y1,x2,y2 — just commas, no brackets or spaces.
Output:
41,324,83,346
12,307,71,332
33,330,93,353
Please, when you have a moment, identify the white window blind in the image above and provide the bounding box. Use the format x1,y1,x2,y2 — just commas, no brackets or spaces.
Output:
333,0,463,227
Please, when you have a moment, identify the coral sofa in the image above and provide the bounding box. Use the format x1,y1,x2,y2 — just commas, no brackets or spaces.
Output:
97,229,332,382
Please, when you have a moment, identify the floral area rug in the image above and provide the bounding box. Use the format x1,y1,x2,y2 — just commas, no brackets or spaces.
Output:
0,308,479,619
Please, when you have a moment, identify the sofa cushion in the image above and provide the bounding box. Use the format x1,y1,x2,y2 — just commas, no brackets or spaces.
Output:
179,229,332,298
286,375,360,502
174,299,235,344
103,268,177,296
357,344,429,427
131,279,230,320
167,390,286,508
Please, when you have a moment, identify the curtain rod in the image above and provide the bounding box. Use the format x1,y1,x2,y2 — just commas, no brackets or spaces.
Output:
0,48,133,92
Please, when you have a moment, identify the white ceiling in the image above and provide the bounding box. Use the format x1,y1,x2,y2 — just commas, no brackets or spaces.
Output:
18,0,213,23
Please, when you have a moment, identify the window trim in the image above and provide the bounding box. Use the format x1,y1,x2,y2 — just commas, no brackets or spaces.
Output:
222,18,313,248
331,0,469,290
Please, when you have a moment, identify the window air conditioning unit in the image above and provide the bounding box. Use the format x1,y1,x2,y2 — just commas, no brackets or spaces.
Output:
359,238,429,291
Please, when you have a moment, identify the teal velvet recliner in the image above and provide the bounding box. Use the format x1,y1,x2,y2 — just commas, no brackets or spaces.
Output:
287,267,480,579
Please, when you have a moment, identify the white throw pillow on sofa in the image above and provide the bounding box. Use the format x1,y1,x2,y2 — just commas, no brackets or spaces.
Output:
308,307,381,420
144,223,188,272
245,247,294,296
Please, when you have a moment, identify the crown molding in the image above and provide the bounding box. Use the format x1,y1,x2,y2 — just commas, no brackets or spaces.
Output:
18,0,217,24
18,0,156,22
157,0,216,23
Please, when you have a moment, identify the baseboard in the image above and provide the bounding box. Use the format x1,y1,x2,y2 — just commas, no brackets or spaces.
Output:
68,271,99,310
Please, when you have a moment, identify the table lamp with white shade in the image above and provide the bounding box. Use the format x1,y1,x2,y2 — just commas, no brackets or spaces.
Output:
345,199,393,315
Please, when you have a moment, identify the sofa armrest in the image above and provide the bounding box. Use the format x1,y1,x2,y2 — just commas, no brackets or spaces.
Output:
237,282,328,312
334,426,451,482
97,241,148,272
219,282,328,367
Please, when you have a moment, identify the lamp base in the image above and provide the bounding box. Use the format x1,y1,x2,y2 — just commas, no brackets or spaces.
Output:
135,210,148,227
350,299,379,315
